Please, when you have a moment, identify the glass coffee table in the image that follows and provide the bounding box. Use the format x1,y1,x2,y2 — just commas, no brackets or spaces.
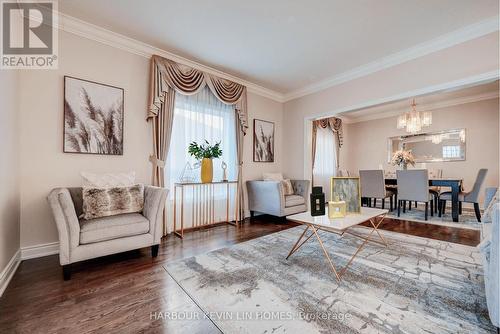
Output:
286,207,388,282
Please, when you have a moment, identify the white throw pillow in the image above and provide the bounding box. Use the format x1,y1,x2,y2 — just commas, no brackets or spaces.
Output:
81,171,136,188
263,173,284,181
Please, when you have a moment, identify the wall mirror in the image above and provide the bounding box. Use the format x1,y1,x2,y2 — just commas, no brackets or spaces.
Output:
388,128,466,163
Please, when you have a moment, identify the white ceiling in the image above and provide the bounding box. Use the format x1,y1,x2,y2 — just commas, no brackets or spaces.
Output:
340,80,499,123
57,0,499,94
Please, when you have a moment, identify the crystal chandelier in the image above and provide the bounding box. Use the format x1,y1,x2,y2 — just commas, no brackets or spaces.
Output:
396,99,432,133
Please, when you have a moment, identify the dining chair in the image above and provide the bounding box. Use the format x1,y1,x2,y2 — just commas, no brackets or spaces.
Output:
360,170,396,210
396,169,434,220
439,168,488,222
428,169,443,214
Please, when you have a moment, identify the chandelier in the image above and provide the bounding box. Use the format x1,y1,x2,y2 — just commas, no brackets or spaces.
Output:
396,99,432,133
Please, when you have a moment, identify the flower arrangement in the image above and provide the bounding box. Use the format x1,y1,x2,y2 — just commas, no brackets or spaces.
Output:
391,149,415,169
188,140,222,160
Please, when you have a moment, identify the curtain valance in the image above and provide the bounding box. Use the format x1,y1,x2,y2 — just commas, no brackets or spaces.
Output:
312,117,343,147
148,55,248,135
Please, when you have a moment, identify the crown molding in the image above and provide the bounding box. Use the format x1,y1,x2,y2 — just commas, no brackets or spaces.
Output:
285,16,500,102
42,11,285,102
342,91,499,124
309,70,499,121
27,7,498,104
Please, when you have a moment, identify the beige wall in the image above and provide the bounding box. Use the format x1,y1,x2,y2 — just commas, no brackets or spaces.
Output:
342,99,499,206
0,70,21,272
18,31,283,248
283,32,499,180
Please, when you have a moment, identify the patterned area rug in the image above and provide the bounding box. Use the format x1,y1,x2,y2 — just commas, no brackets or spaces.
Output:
385,205,480,230
165,226,495,334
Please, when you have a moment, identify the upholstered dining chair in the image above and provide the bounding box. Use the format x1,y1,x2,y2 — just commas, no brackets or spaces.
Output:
397,170,434,220
428,169,443,214
439,168,488,222
360,170,396,210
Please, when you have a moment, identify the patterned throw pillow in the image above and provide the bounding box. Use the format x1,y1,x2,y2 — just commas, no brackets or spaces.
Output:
281,179,294,196
82,184,144,220
483,188,499,223
81,171,136,188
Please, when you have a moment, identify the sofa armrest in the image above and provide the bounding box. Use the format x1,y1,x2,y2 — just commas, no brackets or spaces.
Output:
47,188,81,265
246,180,284,216
143,186,168,244
291,180,310,199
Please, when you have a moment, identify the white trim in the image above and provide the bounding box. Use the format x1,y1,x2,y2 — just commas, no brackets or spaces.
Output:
21,242,59,260
285,16,500,102
53,12,286,102
306,71,500,121
0,249,21,297
35,10,498,103
343,91,500,124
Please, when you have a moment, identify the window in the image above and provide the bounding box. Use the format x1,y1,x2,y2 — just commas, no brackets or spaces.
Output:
164,86,237,233
313,126,337,197
442,145,461,159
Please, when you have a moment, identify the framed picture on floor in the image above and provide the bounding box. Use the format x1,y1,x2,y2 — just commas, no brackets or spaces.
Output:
63,76,124,155
330,177,361,213
253,119,274,162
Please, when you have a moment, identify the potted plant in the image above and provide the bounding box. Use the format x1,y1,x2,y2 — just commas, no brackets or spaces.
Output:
391,149,415,170
188,140,222,183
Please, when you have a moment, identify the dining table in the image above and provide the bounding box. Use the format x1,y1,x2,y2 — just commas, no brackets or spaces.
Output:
384,177,463,222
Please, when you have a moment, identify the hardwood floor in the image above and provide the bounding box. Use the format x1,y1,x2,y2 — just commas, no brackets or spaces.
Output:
0,216,479,333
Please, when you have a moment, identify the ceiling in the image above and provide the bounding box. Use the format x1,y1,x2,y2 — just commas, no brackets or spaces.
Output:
57,0,499,94
340,80,499,123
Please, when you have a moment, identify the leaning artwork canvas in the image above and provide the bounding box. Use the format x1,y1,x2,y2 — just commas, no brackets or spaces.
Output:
253,119,275,162
63,76,124,155
331,177,361,213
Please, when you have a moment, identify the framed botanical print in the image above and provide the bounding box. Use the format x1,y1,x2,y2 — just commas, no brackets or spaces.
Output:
330,177,361,214
253,119,275,162
63,76,124,155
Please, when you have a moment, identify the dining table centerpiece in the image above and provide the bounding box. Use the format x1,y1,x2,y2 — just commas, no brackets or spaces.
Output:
391,149,415,170
188,140,222,183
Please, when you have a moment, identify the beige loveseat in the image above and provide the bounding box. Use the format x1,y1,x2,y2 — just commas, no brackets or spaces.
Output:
47,186,167,280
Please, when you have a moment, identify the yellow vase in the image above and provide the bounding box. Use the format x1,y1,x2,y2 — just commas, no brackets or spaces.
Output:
200,158,213,183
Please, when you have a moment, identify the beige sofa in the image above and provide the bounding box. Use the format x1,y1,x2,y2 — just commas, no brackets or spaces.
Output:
246,179,310,218
47,186,167,280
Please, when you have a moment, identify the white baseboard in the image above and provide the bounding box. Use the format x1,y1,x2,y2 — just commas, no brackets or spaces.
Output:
0,249,21,297
21,242,59,260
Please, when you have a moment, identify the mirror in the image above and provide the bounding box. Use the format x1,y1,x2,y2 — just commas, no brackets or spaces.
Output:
388,129,466,163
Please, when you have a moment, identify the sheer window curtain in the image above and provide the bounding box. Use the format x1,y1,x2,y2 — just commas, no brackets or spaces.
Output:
164,86,237,233
313,126,337,199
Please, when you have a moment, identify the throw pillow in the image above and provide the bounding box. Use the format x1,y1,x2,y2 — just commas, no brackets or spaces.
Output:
483,188,499,223
263,173,284,181
82,184,144,220
81,171,136,188
282,179,294,196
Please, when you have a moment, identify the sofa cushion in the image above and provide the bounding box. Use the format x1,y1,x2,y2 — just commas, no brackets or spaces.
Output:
81,171,136,188
79,213,149,244
263,173,283,181
285,195,305,208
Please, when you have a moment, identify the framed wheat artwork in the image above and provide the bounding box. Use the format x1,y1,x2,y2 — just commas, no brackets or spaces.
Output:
330,177,361,214
253,119,275,162
63,76,124,155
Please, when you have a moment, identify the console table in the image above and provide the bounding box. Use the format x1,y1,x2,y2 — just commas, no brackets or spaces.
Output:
173,181,238,238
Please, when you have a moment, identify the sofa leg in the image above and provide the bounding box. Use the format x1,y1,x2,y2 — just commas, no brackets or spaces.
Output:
250,211,255,221
151,245,159,258
63,264,71,281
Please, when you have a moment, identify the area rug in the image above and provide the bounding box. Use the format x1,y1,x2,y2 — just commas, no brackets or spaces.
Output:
385,205,480,230
165,226,495,334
